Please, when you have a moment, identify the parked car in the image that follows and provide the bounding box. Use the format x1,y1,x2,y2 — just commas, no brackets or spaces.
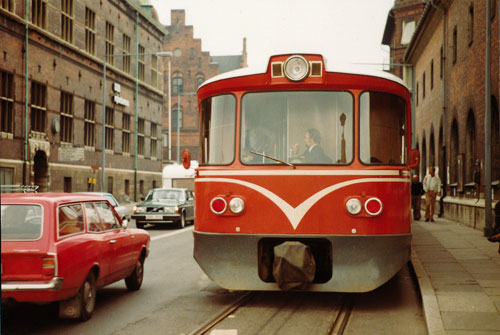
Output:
1,193,150,321
132,188,194,229
79,192,130,222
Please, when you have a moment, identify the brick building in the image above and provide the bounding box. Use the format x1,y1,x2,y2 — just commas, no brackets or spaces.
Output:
386,0,499,229
0,0,166,201
162,10,247,162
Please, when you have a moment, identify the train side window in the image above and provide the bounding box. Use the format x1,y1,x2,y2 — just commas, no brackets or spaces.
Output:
359,92,407,165
200,94,236,165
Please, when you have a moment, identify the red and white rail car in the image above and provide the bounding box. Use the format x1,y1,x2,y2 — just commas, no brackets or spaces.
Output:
191,53,419,292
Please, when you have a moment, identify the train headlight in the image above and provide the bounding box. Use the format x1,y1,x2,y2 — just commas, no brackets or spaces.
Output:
210,197,227,215
365,198,383,216
229,197,245,214
283,55,309,81
346,198,362,215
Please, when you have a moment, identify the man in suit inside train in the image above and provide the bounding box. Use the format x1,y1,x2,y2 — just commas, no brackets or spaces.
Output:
293,128,332,164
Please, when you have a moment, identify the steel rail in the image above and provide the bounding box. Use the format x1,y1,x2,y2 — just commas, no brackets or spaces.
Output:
328,294,356,335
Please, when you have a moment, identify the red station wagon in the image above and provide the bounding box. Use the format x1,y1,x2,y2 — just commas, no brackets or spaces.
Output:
1,193,150,321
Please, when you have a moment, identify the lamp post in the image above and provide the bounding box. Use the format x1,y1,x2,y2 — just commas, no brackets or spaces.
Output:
101,51,172,195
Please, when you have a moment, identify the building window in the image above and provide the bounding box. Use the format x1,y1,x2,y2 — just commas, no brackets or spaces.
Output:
60,92,73,143
151,54,158,88
122,34,131,74
452,26,457,64
64,177,72,193
162,131,168,148
430,60,434,90
85,7,95,55
107,176,113,194
61,0,73,43
124,179,129,196
138,118,145,156
172,72,183,94
468,4,474,46
401,20,415,45
152,180,157,189
30,82,47,133
0,70,14,134
422,72,426,99
492,96,499,181
465,110,476,183
105,22,114,65
150,123,157,158
84,100,95,147
122,113,130,153
105,107,114,150
450,119,459,184
172,104,183,129
416,82,419,106
196,73,205,88
1,0,13,11
0,167,14,186
32,0,47,29
138,45,145,82
139,180,144,195
491,0,497,20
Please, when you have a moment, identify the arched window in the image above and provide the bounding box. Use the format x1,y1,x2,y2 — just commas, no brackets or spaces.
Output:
421,135,427,177
172,72,183,94
172,104,183,129
429,127,435,169
465,110,476,183
492,96,499,181
450,119,459,184
196,73,205,88
438,125,444,184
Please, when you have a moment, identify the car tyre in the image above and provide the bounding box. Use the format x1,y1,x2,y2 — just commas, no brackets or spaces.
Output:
178,212,186,229
125,256,144,291
136,221,145,229
79,272,97,321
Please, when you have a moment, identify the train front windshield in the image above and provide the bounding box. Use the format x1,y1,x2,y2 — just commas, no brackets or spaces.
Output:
200,90,407,166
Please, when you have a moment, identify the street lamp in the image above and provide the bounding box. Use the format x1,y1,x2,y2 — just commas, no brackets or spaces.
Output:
101,51,172,197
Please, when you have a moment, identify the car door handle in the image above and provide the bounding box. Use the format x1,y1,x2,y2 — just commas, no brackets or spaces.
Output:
109,240,117,244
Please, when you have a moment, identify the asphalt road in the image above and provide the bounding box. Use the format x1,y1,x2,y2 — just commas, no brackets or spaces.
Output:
1,221,426,334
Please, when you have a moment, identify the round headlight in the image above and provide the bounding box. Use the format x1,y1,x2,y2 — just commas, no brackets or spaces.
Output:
346,198,362,215
229,197,245,214
283,55,310,81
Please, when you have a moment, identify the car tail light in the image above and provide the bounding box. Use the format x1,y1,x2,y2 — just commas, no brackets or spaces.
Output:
42,255,57,277
229,198,245,214
210,197,227,215
365,198,383,216
346,198,362,215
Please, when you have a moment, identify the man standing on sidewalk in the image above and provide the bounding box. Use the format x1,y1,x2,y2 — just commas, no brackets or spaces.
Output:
423,167,441,222
411,175,424,220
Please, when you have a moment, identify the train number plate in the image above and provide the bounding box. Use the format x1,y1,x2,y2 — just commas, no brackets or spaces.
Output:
146,215,162,220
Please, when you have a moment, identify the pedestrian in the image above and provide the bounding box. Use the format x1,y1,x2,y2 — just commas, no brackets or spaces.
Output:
411,175,424,220
423,167,441,222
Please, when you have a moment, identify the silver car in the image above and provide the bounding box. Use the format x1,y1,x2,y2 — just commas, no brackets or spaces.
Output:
79,192,130,222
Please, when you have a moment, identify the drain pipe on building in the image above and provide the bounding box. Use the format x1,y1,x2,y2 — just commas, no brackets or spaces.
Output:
23,0,29,185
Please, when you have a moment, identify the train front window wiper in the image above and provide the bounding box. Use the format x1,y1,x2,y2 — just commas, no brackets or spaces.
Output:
249,151,296,169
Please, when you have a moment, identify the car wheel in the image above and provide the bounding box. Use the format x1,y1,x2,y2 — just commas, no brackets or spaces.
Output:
125,256,144,291
79,272,97,321
178,212,186,229
136,221,145,229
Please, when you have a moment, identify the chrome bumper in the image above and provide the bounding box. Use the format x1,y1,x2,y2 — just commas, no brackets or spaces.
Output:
2,277,64,291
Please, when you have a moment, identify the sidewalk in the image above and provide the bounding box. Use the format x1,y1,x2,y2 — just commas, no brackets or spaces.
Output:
411,216,500,334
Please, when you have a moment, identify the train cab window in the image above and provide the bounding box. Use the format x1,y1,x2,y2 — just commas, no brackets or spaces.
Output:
359,92,407,165
241,91,353,165
200,95,236,165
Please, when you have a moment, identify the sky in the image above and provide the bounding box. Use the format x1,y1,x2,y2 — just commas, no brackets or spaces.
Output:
149,0,395,70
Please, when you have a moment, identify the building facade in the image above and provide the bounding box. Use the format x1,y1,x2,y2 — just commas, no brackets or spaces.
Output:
162,9,247,163
0,0,166,201
391,0,499,230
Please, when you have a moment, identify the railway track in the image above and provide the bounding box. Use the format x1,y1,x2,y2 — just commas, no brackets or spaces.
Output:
188,291,356,335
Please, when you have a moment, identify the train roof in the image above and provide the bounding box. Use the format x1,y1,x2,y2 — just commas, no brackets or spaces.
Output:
201,53,406,89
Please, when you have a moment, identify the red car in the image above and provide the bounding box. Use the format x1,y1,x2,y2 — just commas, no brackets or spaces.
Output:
1,192,150,321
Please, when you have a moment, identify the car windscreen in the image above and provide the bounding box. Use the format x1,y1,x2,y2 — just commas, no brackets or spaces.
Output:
145,190,183,201
1,204,43,241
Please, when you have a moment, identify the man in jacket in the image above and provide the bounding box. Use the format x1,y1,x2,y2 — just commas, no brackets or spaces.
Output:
411,175,425,220
423,167,441,222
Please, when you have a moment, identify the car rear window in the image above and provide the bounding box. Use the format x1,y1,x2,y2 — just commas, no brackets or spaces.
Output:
1,204,43,241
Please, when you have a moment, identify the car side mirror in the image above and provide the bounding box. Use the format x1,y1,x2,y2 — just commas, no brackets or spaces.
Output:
141,197,145,201
122,219,128,228
409,149,420,169
182,149,191,169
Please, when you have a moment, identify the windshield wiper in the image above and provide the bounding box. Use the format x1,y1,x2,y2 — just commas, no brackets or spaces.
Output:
250,151,296,168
